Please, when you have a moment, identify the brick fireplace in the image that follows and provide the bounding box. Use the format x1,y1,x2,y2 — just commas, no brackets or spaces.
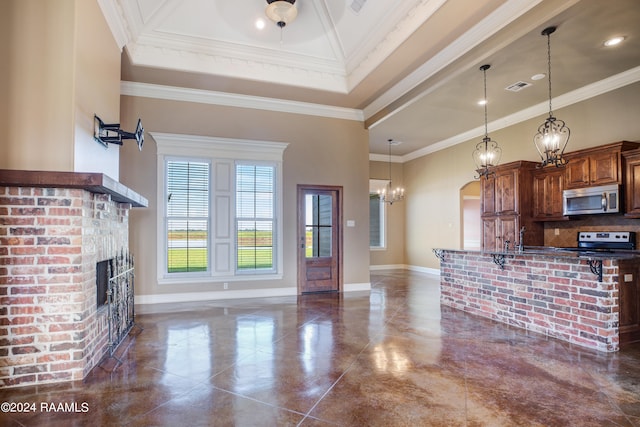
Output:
0,170,146,388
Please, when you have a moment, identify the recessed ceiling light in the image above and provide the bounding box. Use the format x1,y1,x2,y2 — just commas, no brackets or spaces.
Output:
255,18,266,30
477,99,487,106
531,73,546,81
604,36,625,47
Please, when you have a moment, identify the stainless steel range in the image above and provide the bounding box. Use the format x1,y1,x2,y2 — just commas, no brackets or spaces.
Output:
575,231,636,252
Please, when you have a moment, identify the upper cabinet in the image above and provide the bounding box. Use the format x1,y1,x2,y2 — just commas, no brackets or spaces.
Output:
532,166,566,221
564,141,639,189
481,161,543,251
623,148,640,218
481,162,525,216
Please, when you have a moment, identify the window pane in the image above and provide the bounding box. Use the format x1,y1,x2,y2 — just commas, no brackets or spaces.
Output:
236,164,275,271
166,160,209,274
370,193,383,247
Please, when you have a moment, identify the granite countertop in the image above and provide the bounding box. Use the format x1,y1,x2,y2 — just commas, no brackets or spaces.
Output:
435,246,640,260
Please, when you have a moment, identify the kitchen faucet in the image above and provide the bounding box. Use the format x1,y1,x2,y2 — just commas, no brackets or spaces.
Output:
517,226,526,252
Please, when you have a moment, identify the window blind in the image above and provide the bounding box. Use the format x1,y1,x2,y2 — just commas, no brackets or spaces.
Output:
166,160,210,273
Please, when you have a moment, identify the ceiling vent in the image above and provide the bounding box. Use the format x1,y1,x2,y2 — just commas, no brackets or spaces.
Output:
505,81,532,92
350,0,367,14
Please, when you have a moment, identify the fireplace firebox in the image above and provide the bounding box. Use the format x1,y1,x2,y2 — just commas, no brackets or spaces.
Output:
96,259,113,310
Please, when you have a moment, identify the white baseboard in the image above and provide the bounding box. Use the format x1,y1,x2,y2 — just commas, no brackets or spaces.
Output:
406,265,440,276
369,264,407,271
135,282,371,305
369,264,440,276
344,282,372,292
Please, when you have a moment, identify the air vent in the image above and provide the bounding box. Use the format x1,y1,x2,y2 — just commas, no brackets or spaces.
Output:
505,81,532,92
350,0,367,14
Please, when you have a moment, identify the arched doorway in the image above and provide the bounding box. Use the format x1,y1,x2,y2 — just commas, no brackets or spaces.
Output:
460,181,481,250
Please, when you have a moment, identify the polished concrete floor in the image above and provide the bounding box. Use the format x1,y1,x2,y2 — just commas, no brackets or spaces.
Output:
2,270,640,426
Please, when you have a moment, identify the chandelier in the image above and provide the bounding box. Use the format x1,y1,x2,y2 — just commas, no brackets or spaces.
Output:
378,139,405,205
534,26,570,167
473,64,501,178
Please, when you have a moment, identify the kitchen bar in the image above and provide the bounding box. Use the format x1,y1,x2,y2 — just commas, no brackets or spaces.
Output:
434,246,640,352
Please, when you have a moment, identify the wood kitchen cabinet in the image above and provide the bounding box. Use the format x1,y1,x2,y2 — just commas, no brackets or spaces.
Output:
480,161,543,251
623,148,640,218
564,141,639,189
619,259,640,346
482,215,517,252
532,166,566,221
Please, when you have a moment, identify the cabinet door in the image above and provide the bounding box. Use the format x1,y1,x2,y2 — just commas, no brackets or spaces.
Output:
482,216,518,252
481,174,495,215
565,156,590,188
482,217,497,252
495,169,517,214
625,156,640,216
498,216,517,250
533,168,565,219
590,151,618,185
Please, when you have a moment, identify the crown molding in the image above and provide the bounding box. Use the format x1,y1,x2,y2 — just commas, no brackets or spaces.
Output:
126,35,349,94
121,81,364,121
97,0,131,50
399,66,640,163
152,133,289,161
368,154,404,163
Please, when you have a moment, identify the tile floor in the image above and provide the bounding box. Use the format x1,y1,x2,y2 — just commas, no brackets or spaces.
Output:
1,270,639,426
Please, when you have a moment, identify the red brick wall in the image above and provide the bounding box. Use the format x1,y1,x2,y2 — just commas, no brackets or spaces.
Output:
439,250,620,352
0,187,130,387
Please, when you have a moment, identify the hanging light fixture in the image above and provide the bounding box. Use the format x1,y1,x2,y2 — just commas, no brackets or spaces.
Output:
473,64,501,178
265,0,298,29
534,26,570,167
378,139,405,205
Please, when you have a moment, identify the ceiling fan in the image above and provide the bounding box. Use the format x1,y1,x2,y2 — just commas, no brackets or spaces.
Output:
265,0,298,28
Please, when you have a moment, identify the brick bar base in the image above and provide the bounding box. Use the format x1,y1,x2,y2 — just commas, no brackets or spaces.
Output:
438,250,620,352
0,186,130,387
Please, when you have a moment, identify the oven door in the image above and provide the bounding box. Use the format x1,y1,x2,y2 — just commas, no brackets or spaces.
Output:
563,184,619,215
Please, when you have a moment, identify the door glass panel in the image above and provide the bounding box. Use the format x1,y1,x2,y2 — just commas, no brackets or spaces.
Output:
305,194,333,258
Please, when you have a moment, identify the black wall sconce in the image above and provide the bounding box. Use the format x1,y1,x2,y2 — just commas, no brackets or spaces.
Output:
93,115,144,151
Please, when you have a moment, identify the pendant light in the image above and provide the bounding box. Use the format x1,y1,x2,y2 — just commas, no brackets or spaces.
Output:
534,26,570,167
378,139,405,205
473,64,501,178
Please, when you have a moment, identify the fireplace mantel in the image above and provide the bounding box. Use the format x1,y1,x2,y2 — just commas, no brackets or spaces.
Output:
0,169,147,207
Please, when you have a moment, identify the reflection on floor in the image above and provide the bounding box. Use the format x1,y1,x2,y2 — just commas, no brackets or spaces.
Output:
2,270,639,426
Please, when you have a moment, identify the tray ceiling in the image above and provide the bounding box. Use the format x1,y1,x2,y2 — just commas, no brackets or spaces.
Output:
100,0,640,159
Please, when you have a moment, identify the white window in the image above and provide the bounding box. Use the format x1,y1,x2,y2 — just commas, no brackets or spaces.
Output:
155,133,287,283
166,159,210,274
369,180,388,249
236,163,276,273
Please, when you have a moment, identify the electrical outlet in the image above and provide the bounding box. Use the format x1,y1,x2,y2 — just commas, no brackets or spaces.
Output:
223,282,228,290
554,228,560,236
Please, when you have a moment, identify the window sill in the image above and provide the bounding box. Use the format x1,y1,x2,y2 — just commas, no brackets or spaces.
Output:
158,273,283,286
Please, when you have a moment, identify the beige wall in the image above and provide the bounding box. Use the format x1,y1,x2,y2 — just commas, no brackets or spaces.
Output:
369,160,405,267
73,0,121,177
404,81,640,270
119,96,371,298
0,0,120,175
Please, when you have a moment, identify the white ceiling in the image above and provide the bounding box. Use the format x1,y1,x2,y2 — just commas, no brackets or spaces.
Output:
100,0,640,159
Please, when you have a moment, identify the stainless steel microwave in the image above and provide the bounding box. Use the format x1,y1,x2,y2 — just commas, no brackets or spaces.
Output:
562,184,620,215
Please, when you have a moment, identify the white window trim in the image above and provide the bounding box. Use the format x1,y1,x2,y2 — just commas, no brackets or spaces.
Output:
153,133,288,285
